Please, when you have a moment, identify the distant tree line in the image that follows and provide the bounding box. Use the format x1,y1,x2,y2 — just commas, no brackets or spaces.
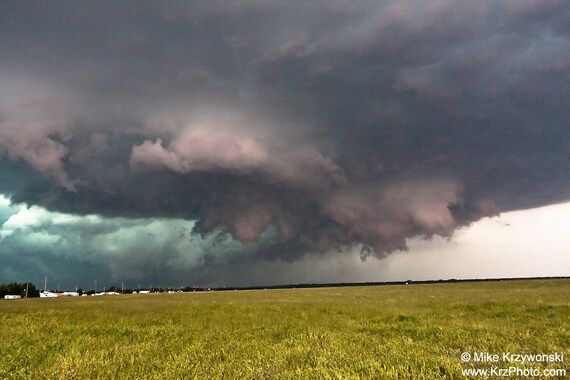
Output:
0,282,40,298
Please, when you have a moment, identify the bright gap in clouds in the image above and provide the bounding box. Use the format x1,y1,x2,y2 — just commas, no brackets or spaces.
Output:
386,202,570,281
1,194,569,288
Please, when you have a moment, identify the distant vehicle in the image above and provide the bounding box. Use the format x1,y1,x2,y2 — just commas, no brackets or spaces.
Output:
4,295,21,299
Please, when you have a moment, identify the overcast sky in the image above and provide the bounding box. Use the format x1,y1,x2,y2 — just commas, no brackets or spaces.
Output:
1,1,569,289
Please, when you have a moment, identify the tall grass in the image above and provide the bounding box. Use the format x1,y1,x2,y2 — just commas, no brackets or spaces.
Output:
1,280,568,379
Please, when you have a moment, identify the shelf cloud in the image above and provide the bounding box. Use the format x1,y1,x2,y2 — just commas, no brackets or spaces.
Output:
1,1,569,285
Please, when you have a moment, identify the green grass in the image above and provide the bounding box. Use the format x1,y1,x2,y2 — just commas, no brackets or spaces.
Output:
0,280,568,379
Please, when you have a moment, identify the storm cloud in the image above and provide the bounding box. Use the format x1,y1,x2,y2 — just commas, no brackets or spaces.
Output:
1,1,570,285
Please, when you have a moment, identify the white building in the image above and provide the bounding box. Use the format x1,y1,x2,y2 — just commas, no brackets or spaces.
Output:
40,291,59,298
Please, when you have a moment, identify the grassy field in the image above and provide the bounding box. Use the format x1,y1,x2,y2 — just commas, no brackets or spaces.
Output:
0,280,568,379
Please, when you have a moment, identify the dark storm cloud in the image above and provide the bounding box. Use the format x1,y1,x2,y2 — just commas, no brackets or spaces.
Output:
1,0,570,264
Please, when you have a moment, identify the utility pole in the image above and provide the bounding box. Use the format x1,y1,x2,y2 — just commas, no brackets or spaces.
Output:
25,282,29,298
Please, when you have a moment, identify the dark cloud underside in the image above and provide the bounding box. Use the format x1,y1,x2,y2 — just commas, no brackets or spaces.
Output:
1,0,570,270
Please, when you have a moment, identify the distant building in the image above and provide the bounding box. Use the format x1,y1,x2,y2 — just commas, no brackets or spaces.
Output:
4,295,21,299
40,291,59,298
92,291,120,296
